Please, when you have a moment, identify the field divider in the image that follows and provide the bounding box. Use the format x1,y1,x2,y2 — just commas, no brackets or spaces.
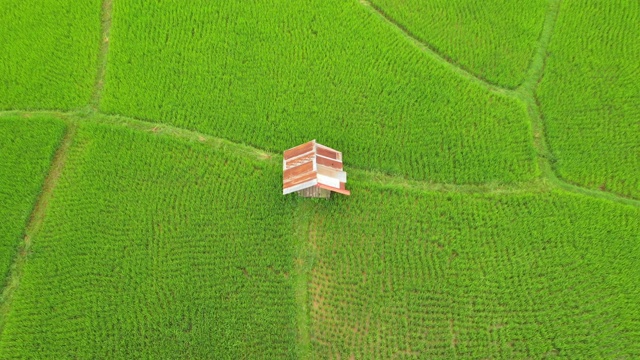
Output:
510,0,638,207
90,0,114,110
508,0,637,206
350,168,554,195
0,120,78,335
1,109,638,207
513,0,561,180
510,92,640,208
86,112,640,206
87,113,554,195
0,110,76,118
291,201,319,359
358,0,514,96
88,112,276,161
517,0,562,94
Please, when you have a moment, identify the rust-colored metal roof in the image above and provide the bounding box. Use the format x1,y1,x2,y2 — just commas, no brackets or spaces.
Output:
283,141,315,160
283,140,350,196
316,155,342,170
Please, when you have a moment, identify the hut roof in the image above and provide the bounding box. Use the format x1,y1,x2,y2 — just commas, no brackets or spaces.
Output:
283,140,350,196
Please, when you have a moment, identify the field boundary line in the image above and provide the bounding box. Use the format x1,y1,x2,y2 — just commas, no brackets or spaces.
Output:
513,0,561,174
1,109,638,207
0,110,75,118
512,0,573,198
60,112,640,207
0,121,78,336
350,168,554,195
90,0,114,110
89,112,276,161
358,0,514,96
508,0,640,207
517,0,562,94
292,202,317,359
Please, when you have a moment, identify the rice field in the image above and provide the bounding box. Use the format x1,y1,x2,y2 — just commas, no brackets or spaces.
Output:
308,184,640,358
101,0,538,184
0,0,102,110
0,123,300,358
0,0,638,358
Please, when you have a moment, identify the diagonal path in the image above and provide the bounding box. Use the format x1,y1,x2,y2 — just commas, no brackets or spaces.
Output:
358,0,513,96
0,121,77,336
359,0,561,95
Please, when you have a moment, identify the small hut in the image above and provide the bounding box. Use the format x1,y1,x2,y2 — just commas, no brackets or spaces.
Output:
283,140,350,198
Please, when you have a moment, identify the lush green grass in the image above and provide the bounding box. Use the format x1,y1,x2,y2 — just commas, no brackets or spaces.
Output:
101,0,537,184
368,0,549,88
309,183,640,358
538,0,640,199
0,0,102,110
0,115,66,281
0,123,300,358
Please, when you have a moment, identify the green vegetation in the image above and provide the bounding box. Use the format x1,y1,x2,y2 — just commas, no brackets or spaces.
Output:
0,115,66,281
0,0,638,358
101,0,537,184
0,123,299,358
538,0,640,199
309,183,640,358
0,0,102,110
367,0,549,88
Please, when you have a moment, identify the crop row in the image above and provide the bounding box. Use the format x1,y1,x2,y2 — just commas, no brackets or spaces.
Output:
308,183,640,358
101,0,538,184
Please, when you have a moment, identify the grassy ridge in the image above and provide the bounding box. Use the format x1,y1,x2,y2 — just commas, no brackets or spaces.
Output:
367,0,548,88
538,0,640,199
309,184,640,358
0,123,300,358
0,116,66,283
101,0,537,184
0,0,102,110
